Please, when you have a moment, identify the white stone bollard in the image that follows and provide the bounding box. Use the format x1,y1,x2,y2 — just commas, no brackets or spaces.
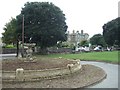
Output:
16,68,24,81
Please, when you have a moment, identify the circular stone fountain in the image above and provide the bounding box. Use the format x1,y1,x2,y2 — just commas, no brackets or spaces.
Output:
2,58,107,88
2,57,82,82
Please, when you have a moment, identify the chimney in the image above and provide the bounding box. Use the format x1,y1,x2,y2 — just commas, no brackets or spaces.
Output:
81,30,83,34
77,30,79,33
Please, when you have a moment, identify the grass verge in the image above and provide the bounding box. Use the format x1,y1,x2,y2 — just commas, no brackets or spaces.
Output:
35,51,119,64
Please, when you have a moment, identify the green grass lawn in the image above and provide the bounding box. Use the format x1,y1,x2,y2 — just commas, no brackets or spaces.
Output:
36,51,119,64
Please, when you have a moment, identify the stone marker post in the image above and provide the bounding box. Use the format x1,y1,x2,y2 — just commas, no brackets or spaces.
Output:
16,68,24,81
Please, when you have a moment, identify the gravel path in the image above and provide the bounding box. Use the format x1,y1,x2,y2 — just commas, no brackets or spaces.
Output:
2,64,106,89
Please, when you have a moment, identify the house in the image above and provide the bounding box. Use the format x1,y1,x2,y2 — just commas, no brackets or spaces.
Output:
67,30,89,45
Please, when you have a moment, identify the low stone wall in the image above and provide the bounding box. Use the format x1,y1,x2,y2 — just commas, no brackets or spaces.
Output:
47,48,72,54
2,60,82,82
2,48,27,54
2,48,72,54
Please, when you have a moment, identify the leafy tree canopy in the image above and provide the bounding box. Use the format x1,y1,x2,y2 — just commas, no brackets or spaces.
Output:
90,34,106,47
103,17,120,46
2,18,17,44
16,2,68,49
78,40,89,47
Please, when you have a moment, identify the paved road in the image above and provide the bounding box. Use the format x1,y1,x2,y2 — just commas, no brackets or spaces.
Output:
0,54,16,60
81,61,119,88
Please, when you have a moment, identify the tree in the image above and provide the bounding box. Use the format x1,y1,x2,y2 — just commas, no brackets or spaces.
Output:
103,17,120,46
2,18,20,57
16,2,68,53
2,18,17,44
79,40,89,47
90,34,106,47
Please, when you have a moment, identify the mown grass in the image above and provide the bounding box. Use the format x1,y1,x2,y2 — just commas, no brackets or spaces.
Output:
36,51,119,64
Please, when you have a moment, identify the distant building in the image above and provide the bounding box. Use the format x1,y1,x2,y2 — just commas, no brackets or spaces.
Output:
0,37,2,46
67,30,89,45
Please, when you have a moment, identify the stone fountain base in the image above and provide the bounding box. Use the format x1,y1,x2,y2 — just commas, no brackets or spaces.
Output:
2,64,107,88
2,59,81,82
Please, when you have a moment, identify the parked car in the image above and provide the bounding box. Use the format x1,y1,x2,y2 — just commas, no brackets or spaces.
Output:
93,46,102,51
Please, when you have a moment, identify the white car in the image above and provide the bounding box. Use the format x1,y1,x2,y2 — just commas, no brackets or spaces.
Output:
94,46,102,51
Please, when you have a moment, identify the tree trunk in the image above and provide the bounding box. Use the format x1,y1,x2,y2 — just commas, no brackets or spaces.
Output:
16,40,19,57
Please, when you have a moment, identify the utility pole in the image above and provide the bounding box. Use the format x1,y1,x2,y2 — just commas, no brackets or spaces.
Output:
22,15,24,57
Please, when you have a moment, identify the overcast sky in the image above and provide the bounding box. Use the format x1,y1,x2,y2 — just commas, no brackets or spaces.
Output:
0,0,119,38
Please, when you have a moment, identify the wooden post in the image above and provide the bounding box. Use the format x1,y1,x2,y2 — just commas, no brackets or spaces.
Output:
22,15,24,57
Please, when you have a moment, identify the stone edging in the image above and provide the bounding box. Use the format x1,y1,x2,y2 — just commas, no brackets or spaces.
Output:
2,60,82,82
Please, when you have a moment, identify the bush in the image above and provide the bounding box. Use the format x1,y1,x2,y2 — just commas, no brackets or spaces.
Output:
4,44,16,48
